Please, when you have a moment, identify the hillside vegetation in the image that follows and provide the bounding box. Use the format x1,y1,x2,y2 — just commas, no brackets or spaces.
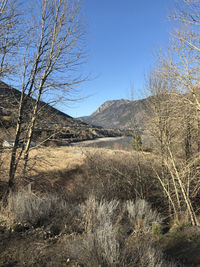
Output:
0,81,132,145
1,0,200,266
1,79,200,266
1,146,200,266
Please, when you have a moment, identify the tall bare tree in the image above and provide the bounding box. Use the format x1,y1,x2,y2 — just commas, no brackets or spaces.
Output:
145,0,200,225
8,0,86,187
146,68,181,217
146,64,200,225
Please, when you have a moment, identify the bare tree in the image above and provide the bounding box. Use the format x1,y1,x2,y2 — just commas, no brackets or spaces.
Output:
0,0,22,77
163,0,200,109
8,0,86,187
146,65,200,225
146,69,181,219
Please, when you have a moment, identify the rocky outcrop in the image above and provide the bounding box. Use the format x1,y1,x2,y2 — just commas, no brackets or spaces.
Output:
80,98,149,130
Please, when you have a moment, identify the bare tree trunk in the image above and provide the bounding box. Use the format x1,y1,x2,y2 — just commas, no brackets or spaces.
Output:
197,116,200,153
167,147,199,226
155,170,179,220
23,89,42,173
185,119,192,162
8,90,25,187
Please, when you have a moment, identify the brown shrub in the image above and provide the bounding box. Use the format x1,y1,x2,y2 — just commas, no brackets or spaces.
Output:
82,150,165,209
121,235,183,267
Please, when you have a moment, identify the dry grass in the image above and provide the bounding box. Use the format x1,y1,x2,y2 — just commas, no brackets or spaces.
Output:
2,145,152,175
1,146,161,200
1,146,166,212
0,146,87,199
1,146,85,180
29,146,85,173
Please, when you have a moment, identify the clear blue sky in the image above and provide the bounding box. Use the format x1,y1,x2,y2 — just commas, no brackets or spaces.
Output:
59,0,174,118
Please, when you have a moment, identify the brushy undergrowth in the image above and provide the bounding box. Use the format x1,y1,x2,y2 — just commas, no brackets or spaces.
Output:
126,198,163,233
1,150,186,267
65,196,182,267
67,224,120,266
6,186,68,226
121,236,183,267
1,189,185,266
83,150,166,210
79,195,120,232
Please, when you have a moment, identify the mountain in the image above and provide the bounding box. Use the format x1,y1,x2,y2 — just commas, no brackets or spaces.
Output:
0,81,84,129
0,81,131,144
80,98,150,130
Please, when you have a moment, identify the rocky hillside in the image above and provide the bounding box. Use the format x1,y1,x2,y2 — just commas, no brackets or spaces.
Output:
80,98,150,130
0,81,132,144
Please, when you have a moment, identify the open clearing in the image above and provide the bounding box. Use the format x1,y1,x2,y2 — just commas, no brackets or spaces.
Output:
2,144,139,176
1,145,145,196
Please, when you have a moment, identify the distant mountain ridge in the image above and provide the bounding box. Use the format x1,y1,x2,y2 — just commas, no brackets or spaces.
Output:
80,98,149,130
0,80,80,128
0,81,132,144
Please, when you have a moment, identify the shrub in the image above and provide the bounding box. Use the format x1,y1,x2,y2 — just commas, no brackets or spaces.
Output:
125,198,163,233
7,186,68,226
66,196,181,267
132,131,142,151
122,236,182,267
83,150,159,202
68,223,120,266
68,233,182,267
4,191,183,266
66,196,121,266
79,195,120,232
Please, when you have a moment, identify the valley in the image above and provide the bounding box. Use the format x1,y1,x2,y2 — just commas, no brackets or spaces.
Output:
0,81,134,147
1,0,200,265
1,84,200,266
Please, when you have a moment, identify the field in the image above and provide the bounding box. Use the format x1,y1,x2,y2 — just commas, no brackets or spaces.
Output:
1,145,200,266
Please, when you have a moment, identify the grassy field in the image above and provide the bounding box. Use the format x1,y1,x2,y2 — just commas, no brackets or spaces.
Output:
0,145,200,266
2,146,85,175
